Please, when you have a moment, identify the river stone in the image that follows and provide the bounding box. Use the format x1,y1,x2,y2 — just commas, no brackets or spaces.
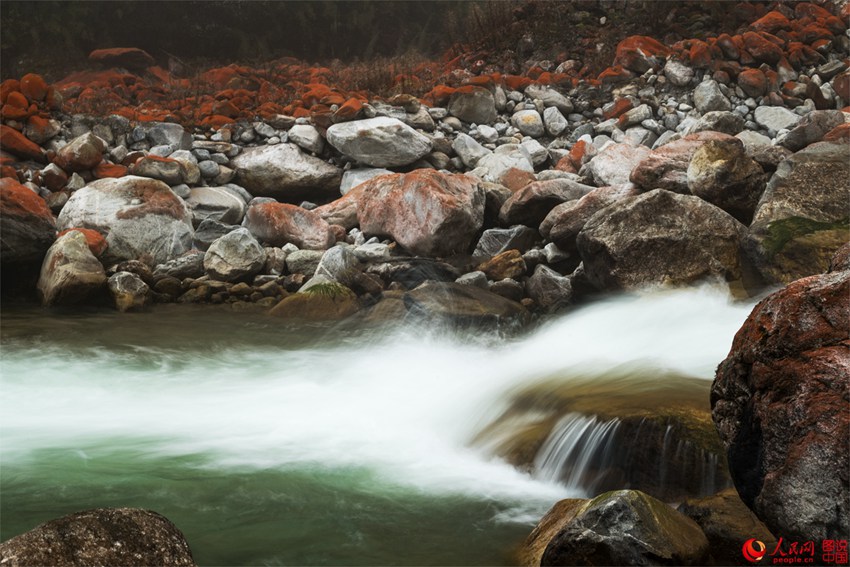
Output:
54,132,106,172
664,58,694,86
543,106,568,137
525,85,573,114
0,177,56,266
744,142,850,285
512,109,545,138
108,271,149,312
315,245,361,286
365,258,460,289
577,189,746,291
356,170,485,257
185,186,246,227
130,156,188,186
585,143,651,186
776,109,846,152
0,508,195,567
519,499,587,567
543,183,640,252
269,283,359,321
525,264,573,313
452,132,491,169
500,178,594,228
477,249,526,281
152,250,205,280
204,227,266,282
243,201,334,250
37,230,106,306
288,124,324,154
540,490,709,566
285,249,324,277
687,111,745,135
475,144,535,185
687,138,766,224
137,122,193,150
693,80,732,113
326,117,431,168
753,106,801,134
677,488,777,566
56,176,193,266
712,270,850,541
447,86,497,125
340,168,392,195
473,225,539,259
231,143,342,202
404,281,529,327
192,218,241,251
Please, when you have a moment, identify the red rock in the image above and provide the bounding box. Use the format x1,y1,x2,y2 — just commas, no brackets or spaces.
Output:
833,71,850,101
88,47,155,69
42,164,68,191
212,100,239,118
93,163,128,179
1,165,17,180
1,103,31,121
567,140,596,170
553,156,577,174
750,11,792,34
742,32,784,65
0,124,46,162
602,98,633,120
19,73,49,102
243,201,334,250
200,114,235,129
823,122,850,142
503,75,532,91
0,79,20,104
426,85,456,105
500,167,536,193
688,40,713,69
598,66,633,85
800,24,834,44
0,176,56,263
5,91,28,109
738,68,768,98
613,36,671,74
57,228,108,257
499,178,592,228
333,98,363,122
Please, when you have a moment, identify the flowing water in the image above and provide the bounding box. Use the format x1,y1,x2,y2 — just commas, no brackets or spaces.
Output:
0,285,756,565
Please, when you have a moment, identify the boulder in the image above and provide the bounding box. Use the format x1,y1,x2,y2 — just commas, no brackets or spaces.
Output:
37,231,106,306
0,508,195,567
130,156,190,186
630,131,738,194
269,283,360,321
687,111,745,136
452,133,491,169
204,227,266,282
314,245,361,286
745,142,850,285
712,270,850,541
777,110,846,152
192,218,240,251
613,36,670,73
285,250,324,277
512,109,545,138
664,58,694,86
475,144,535,185
585,143,651,187
185,186,246,226
54,132,106,172
231,143,342,202
473,225,539,259
525,85,573,114
540,490,709,566
0,177,56,265
499,178,594,228
693,80,732,113
543,183,640,252
108,271,149,312
152,251,205,280
326,117,432,168
0,124,46,162
577,189,746,291
288,124,324,154
340,168,392,195
518,499,587,567
447,86,497,124
753,106,801,134
56,176,193,265
543,106,568,137
136,122,192,150
365,258,460,289
356,170,485,257
476,249,526,281
403,281,529,327
525,264,573,313
687,138,766,224
89,47,156,69
243,201,334,250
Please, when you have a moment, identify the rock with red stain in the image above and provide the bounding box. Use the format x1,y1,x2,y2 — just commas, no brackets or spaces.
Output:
0,124,46,162
499,178,594,229
243,201,336,250
231,143,342,202
89,47,155,70
36,230,107,306
54,132,106,172
613,36,670,74
597,66,634,85
777,110,847,152
750,10,792,34
354,170,485,257
823,122,850,143
19,73,49,102
24,115,61,145
742,32,783,65
832,71,850,101
41,163,68,192
586,143,651,187
737,68,768,98
0,177,56,264
56,175,193,265
57,227,108,257
602,98,634,120
499,167,536,193
5,90,28,109
93,163,128,179
712,269,849,541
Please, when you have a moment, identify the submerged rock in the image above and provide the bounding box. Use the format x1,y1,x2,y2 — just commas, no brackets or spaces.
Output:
268,282,360,321
404,281,529,327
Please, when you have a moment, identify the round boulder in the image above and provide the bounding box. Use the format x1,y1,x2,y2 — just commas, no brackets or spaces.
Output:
231,143,342,202
204,227,266,282
326,117,432,168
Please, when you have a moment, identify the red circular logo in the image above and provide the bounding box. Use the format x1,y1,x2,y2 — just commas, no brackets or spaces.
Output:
742,539,767,563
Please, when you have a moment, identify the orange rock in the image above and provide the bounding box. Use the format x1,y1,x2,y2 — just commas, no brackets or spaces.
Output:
19,73,49,102
291,107,311,119
200,114,235,129
0,79,21,104
823,122,850,143
750,11,792,34
333,98,363,122
800,23,833,44
1,103,32,121
503,75,532,91
6,90,28,109
832,71,850,101
0,165,17,180
89,47,155,69
554,155,577,174
598,66,633,85
0,176,53,220
613,35,671,73
567,140,595,170
426,85,456,105
742,31,784,65
464,75,494,89
500,167,536,192
603,98,633,120
93,163,128,179
0,124,45,162
57,228,108,257
738,68,768,98
212,99,240,118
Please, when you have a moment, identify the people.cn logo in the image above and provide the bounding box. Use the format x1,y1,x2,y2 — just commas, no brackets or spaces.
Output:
743,539,768,563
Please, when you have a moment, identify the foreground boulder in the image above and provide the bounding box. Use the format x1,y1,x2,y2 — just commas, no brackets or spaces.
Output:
403,281,529,327
499,178,593,228
745,142,850,285
356,170,485,257
37,231,106,306
231,143,342,202
519,499,587,567
0,507,195,566
577,189,746,291
712,269,849,541
0,177,56,265
56,176,193,265
269,282,359,321
540,490,709,566
243,201,334,250
326,117,432,168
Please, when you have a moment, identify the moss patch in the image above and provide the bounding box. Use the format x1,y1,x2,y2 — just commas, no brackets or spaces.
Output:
762,216,850,260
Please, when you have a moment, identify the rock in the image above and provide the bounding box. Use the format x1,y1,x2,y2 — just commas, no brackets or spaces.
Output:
204,227,266,282
830,242,850,272
473,225,539,259
617,104,652,129
753,106,801,134
526,264,572,313
677,488,776,566
687,138,766,224
630,131,737,194
452,133,491,169
136,122,192,150
0,177,56,265
365,257,460,289
185,186,246,226
777,110,846,152
340,168,393,195
269,283,359,320
712,270,850,541
288,124,324,154
745,142,850,285
192,218,240,251
404,281,528,327
447,86,497,124
688,111,745,136
456,271,488,288
89,47,156,69
525,85,573,114
54,132,106,172
108,271,149,312
512,109,545,138
475,145,535,185
326,117,432,168
0,124,46,162
540,490,709,566
130,156,190,185
56,176,193,265
543,107,568,137
543,183,640,252
57,227,107,257
693,80,732,113
285,249,324,276
243,201,334,250
231,143,342,202
315,245,361,286
613,36,670,73
737,68,768,98
585,143,651,186
19,73,48,101
314,192,360,231
356,170,485,257
664,58,694,86
152,251,205,280
577,189,746,291
477,249,526,281
499,178,594,228
0,507,195,567
37,231,106,306
24,116,61,145
519,499,587,567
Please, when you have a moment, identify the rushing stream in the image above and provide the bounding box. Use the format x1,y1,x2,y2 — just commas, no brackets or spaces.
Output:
0,285,756,565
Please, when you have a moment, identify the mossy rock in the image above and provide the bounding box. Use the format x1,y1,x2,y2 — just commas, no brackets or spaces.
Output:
268,284,360,321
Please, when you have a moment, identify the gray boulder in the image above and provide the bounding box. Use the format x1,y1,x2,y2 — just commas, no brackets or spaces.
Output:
231,143,342,202
753,106,800,135
315,245,361,286
526,264,573,313
204,227,266,282
473,225,539,259
108,271,149,312
525,85,573,114
153,251,205,280
585,143,651,186
404,281,528,327
447,87,497,124
777,110,846,152
37,230,106,306
326,117,432,168
512,109,545,138
340,168,393,195
693,80,732,113
452,133,491,169
185,186,246,227
288,124,324,154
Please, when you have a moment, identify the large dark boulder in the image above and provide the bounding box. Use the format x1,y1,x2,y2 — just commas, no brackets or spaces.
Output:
712,269,850,541
0,508,195,566
0,177,56,266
